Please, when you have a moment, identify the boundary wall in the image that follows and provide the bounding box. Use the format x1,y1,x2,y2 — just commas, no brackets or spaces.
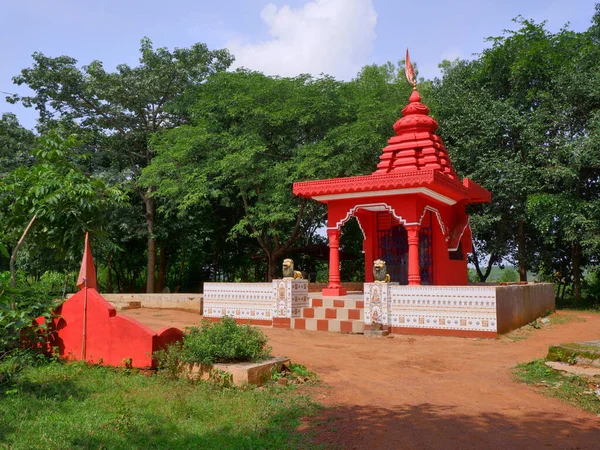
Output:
203,279,308,328
364,282,555,338
102,293,202,313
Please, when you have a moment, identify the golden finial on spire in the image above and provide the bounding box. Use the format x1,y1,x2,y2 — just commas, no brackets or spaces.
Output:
405,49,417,90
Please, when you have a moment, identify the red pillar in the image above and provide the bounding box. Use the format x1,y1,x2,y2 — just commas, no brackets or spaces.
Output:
322,228,347,297
406,225,421,286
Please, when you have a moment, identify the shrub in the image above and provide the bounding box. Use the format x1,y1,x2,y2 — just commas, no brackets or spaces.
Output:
181,317,272,366
153,341,185,380
0,273,58,386
498,267,519,283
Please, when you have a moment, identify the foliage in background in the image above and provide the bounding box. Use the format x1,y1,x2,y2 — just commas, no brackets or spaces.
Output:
0,132,124,287
8,38,234,293
431,14,600,302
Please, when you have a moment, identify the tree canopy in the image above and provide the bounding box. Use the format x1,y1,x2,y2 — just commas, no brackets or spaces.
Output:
2,5,600,305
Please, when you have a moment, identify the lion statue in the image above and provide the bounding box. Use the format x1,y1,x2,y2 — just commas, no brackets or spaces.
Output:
373,259,390,283
282,258,303,279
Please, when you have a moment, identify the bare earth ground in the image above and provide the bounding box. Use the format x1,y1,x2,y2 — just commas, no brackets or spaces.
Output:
123,308,600,449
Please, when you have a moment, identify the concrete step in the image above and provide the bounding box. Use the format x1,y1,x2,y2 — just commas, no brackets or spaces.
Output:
310,298,364,309
292,318,364,333
302,307,363,321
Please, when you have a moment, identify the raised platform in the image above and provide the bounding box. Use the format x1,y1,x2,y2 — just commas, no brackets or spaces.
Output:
105,282,555,338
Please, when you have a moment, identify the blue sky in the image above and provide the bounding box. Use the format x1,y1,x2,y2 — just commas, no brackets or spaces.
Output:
1,0,598,129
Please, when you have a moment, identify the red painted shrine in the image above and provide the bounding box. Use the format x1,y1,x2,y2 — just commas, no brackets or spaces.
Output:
293,85,491,296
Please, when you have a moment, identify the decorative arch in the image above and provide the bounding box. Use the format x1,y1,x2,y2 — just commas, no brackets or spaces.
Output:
448,219,471,252
328,202,411,235
417,205,448,238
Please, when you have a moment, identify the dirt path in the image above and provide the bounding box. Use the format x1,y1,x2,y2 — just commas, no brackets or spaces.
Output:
123,309,600,449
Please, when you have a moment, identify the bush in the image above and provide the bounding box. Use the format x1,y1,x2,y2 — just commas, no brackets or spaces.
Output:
498,267,519,282
181,317,272,366
153,341,185,380
0,271,59,387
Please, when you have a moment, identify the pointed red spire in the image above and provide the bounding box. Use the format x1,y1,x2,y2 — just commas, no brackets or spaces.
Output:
373,88,458,179
77,232,97,290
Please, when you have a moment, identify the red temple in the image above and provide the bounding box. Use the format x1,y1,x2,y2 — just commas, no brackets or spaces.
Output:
293,87,491,296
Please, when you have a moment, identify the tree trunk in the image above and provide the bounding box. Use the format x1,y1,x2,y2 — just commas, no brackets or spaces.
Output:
144,190,156,293
517,219,527,282
555,282,562,302
266,253,278,282
157,244,167,292
560,282,568,302
176,248,186,292
572,243,581,302
471,242,496,282
107,251,114,293
10,214,37,293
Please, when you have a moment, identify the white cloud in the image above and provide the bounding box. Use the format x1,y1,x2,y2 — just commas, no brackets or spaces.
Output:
227,0,377,80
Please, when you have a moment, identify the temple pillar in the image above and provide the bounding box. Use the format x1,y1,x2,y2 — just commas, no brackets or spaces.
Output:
322,228,347,296
406,225,421,286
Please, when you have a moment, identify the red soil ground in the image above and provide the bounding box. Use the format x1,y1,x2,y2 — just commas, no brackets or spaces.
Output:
122,308,600,449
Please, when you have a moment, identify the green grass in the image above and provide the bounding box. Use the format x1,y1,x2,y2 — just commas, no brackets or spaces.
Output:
469,266,537,282
0,362,322,449
514,359,600,415
548,313,586,325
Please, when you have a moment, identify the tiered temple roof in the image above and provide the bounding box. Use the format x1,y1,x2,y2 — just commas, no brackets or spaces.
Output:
294,89,490,205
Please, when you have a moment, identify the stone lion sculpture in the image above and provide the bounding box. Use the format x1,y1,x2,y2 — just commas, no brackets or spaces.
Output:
373,259,390,283
282,258,303,279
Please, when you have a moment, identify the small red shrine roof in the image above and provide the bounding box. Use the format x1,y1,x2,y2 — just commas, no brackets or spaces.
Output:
293,88,491,205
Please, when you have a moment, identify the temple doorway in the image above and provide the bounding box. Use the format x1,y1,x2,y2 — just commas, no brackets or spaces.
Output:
375,211,434,285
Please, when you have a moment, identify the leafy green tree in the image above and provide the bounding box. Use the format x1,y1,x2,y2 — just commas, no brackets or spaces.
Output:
431,11,600,300
0,132,124,289
0,113,35,177
8,38,233,292
431,58,533,281
144,71,345,280
144,63,418,282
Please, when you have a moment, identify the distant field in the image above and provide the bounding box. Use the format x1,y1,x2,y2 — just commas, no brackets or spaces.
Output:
470,266,537,282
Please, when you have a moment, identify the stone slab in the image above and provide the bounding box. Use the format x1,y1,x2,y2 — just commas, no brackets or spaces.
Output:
545,361,600,378
185,356,290,386
547,341,600,366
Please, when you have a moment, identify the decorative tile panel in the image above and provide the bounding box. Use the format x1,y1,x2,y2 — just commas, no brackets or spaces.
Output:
204,282,275,321
364,284,498,332
203,280,308,321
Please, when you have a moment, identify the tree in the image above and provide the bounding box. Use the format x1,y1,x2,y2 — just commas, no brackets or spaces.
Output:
144,71,347,280
431,58,534,281
144,63,418,282
0,113,36,177
0,132,124,289
431,12,600,299
8,38,233,292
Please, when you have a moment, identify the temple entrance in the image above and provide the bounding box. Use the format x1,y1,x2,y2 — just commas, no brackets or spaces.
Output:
376,211,434,285
419,211,434,285
376,212,408,284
